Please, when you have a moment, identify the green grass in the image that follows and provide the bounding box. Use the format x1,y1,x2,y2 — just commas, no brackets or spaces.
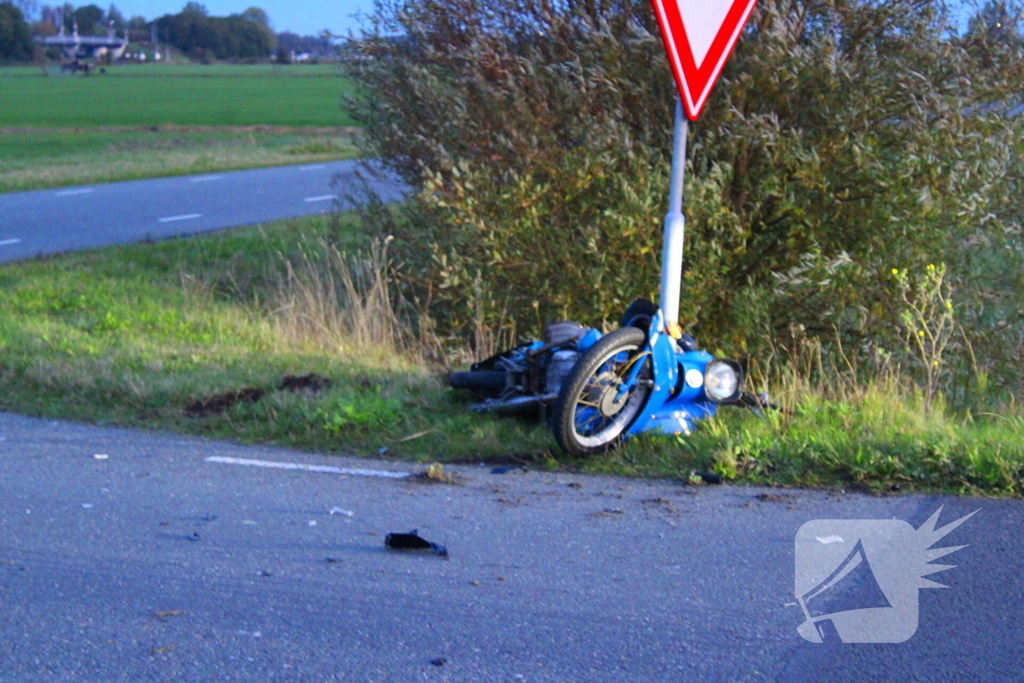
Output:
0,211,1021,495
0,130,360,193
0,64,356,128
0,63,362,192
0,214,554,463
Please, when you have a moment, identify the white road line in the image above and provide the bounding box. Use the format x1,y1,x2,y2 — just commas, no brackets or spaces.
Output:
190,175,223,183
298,164,326,171
157,213,202,223
0,238,22,246
205,456,412,479
304,195,337,203
55,188,94,197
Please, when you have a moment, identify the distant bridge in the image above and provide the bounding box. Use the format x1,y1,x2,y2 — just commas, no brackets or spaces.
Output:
36,24,129,61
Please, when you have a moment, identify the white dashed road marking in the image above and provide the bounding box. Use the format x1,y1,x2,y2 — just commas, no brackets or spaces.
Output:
55,188,94,197
157,213,202,223
304,195,337,203
190,175,223,183
298,164,326,171
0,238,22,246
205,456,412,479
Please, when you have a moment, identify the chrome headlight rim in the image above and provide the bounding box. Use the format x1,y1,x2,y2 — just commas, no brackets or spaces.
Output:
704,359,743,403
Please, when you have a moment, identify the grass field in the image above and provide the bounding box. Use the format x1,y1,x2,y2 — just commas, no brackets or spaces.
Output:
0,212,1021,495
0,63,361,192
0,64,356,128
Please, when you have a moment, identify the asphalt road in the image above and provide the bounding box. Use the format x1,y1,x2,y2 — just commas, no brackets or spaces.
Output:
1,411,1020,682
0,161,405,263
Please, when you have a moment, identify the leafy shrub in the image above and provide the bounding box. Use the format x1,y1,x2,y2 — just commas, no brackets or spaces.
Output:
343,0,1024,396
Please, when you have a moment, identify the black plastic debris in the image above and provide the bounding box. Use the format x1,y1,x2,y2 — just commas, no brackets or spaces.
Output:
385,530,448,558
186,532,201,541
491,465,528,475
430,658,447,667
695,472,723,485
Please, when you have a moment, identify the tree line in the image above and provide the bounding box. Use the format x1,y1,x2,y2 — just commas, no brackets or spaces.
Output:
154,3,275,62
1,2,319,62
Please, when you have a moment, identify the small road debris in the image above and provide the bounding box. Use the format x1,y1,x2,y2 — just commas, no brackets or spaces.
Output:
384,530,448,558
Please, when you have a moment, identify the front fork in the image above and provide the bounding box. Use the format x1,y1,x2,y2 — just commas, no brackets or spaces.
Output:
624,309,717,436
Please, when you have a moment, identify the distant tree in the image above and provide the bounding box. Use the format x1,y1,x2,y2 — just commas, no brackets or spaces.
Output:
0,1,33,61
156,4,274,61
74,3,103,34
276,30,333,55
59,1,71,32
103,3,123,30
126,14,146,30
240,6,268,28
11,0,35,22
29,17,54,35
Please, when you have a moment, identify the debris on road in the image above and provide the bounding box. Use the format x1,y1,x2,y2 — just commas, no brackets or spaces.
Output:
81,503,93,509
384,530,448,558
93,454,108,460
325,557,343,564
430,658,447,667
411,462,464,485
186,532,201,541
491,465,528,475
329,507,354,517
689,471,723,485
153,610,185,619
755,492,796,504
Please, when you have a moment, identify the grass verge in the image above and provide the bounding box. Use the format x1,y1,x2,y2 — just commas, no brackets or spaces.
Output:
0,214,554,462
0,213,1020,496
0,129,360,193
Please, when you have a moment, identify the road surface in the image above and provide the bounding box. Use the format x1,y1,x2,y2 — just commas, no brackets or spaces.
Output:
0,411,1020,682
0,161,405,264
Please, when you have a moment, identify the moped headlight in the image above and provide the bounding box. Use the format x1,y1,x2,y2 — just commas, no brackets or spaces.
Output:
704,359,742,402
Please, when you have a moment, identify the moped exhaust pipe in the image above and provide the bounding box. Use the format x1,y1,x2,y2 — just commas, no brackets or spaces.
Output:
469,393,558,414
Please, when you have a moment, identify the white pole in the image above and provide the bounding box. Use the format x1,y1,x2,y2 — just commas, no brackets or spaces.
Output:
660,97,688,326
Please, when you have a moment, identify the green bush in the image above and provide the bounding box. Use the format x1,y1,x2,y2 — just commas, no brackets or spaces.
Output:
344,0,1024,395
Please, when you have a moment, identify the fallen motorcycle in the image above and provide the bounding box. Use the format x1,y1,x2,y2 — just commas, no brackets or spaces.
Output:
449,298,769,456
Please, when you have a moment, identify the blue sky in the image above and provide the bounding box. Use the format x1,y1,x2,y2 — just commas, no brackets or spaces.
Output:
117,1,371,36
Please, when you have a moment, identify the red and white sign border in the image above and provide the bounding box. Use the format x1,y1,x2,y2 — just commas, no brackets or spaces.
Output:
650,0,759,121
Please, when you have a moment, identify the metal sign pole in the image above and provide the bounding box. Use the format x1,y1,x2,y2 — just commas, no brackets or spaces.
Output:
660,97,688,326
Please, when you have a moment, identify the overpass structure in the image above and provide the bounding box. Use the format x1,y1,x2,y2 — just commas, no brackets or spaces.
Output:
36,22,129,61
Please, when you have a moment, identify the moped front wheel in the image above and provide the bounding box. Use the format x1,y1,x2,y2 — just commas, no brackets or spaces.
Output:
551,327,653,456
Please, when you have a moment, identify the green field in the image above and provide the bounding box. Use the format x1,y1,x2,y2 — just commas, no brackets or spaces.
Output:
0,64,356,128
0,63,361,191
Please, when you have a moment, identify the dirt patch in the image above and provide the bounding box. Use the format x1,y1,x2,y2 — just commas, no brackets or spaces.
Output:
279,373,333,394
184,387,265,417
755,492,797,504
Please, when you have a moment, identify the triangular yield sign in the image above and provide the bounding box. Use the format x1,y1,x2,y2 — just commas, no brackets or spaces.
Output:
650,0,759,120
